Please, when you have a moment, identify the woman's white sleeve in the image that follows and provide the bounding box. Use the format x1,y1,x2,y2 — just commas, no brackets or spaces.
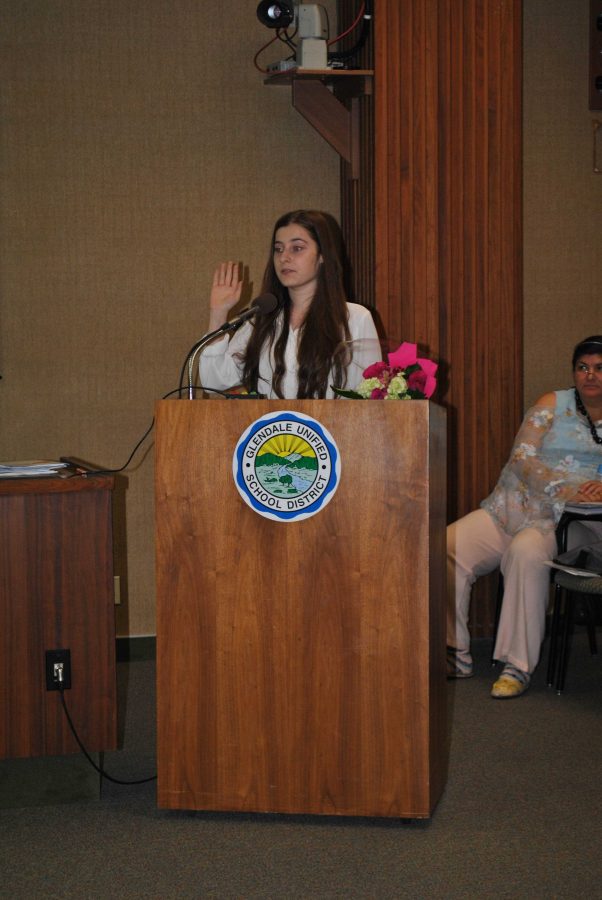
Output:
199,324,251,392
346,305,381,386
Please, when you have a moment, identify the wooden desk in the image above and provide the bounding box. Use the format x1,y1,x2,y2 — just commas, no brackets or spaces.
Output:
0,473,117,760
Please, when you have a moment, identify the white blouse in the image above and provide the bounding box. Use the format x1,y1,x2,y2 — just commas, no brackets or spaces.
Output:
199,302,380,399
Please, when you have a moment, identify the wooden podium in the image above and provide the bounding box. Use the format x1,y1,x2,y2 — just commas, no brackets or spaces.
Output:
155,400,447,819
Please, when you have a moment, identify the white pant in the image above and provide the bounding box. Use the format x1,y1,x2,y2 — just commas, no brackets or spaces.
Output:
447,508,601,673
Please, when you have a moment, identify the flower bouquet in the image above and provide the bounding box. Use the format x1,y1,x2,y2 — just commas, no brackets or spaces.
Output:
334,342,437,400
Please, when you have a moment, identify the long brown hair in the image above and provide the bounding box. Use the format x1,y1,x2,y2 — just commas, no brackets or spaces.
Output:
240,210,352,398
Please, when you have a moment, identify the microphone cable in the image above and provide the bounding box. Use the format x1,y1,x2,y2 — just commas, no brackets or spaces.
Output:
57,680,157,786
60,386,181,478
328,0,372,65
64,384,264,478
63,298,278,474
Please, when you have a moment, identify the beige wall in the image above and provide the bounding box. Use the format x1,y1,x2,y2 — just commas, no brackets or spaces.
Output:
3,2,599,637
0,1,339,636
523,0,601,407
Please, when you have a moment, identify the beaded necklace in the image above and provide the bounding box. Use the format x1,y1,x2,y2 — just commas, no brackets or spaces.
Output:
575,388,602,445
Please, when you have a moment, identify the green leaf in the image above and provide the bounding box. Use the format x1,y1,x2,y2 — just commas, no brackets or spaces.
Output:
331,387,364,399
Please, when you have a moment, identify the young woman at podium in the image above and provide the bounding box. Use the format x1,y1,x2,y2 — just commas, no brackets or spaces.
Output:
199,209,379,399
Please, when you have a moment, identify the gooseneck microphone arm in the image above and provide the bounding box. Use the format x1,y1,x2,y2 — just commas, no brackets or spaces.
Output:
178,293,278,399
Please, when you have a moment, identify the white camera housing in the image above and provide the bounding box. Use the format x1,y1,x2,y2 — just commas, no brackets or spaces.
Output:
298,37,327,69
298,4,328,39
297,4,328,69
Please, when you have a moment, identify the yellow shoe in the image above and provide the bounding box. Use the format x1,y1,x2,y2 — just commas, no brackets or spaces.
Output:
491,673,529,699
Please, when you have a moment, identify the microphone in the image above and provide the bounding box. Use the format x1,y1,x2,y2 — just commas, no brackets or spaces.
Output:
216,293,278,334
179,293,279,398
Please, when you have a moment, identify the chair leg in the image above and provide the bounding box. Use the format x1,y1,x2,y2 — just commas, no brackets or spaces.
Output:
584,597,598,656
556,589,574,694
490,572,504,665
547,583,563,688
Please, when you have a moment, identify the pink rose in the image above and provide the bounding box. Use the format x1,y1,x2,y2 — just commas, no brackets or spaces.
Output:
363,360,389,379
416,359,438,398
388,342,438,398
407,369,427,393
370,387,387,399
388,342,418,370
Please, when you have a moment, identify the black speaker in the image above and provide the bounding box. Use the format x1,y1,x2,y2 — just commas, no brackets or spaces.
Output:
257,1,295,30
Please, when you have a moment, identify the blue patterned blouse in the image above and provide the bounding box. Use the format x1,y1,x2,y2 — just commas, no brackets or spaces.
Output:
481,389,602,535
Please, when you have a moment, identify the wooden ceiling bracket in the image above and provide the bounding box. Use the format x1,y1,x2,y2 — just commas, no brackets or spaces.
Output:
292,79,358,178
265,71,373,180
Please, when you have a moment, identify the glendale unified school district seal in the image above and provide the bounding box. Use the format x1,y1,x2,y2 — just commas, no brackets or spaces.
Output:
232,411,341,522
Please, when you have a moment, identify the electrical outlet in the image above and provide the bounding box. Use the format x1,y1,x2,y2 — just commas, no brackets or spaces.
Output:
45,648,72,691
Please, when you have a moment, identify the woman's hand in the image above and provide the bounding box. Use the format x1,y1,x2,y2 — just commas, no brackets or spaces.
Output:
570,480,602,503
208,261,243,330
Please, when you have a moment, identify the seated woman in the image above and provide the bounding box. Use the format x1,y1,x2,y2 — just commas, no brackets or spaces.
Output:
447,335,602,698
199,209,379,399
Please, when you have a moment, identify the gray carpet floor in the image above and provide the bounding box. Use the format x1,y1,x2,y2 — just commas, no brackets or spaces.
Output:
1,635,601,899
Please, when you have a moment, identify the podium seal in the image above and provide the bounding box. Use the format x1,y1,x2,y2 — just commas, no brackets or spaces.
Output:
232,410,341,522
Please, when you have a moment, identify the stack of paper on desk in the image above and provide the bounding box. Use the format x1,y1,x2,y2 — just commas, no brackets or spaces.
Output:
0,460,68,478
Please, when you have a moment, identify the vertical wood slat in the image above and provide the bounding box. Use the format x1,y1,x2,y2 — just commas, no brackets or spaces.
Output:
337,0,375,313
337,0,521,632
359,0,522,635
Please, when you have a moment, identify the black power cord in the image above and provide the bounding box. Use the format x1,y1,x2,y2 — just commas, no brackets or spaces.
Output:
58,685,157,786
65,386,183,478
328,0,372,65
66,384,261,479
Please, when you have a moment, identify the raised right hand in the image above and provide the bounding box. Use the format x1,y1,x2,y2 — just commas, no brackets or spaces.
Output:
210,261,243,314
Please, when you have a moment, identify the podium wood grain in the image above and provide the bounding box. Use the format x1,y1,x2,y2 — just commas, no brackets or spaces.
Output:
155,400,446,818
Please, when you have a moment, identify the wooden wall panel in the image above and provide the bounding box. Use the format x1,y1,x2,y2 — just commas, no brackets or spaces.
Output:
373,0,523,516
341,0,523,635
338,0,375,313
